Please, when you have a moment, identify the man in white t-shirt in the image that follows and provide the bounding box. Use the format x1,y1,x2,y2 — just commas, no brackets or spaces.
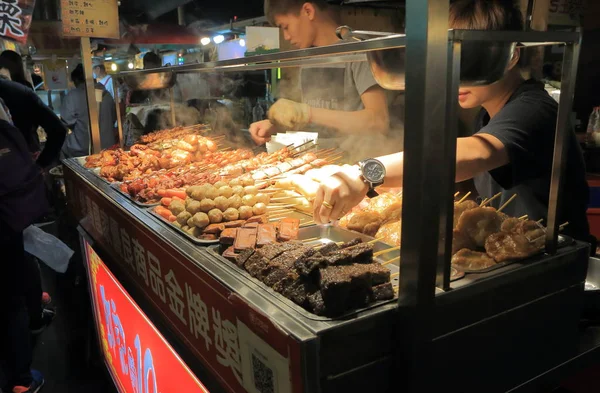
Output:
92,60,115,101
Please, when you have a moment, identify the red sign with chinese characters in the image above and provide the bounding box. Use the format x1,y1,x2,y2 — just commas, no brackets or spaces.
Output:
65,165,304,393
0,0,36,44
84,240,210,393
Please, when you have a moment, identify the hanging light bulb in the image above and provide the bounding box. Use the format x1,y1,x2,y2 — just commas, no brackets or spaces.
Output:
128,62,134,69
200,37,211,46
213,35,225,44
111,63,117,72
239,39,245,47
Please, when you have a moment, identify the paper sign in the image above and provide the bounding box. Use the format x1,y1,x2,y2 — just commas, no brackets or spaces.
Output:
0,0,36,44
61,0,119,39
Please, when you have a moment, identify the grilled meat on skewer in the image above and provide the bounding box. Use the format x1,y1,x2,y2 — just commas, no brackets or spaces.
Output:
451,249,496,270
452,228,477,255
485,220,545,262
453,200,479,228
456,207,504,247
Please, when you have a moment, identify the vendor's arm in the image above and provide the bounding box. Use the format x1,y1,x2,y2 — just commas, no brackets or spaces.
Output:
313,136,508,223
309,86,389,134
249,119,285,145
34,93,67,168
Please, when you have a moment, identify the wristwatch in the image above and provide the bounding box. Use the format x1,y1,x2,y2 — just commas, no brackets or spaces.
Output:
358,158,386,198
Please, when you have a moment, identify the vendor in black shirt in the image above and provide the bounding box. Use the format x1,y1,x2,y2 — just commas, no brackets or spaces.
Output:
312,0,590,244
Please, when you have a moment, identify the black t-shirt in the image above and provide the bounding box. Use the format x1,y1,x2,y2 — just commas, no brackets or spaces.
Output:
0,79,66,167
473,79,590,241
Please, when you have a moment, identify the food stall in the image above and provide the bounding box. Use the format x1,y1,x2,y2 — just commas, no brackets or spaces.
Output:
61,1,600,392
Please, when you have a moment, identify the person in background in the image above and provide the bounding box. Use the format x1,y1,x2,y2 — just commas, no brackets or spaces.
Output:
61,64,117,158
312,0,591,247
0,98,46,393
92,60,115,101
0,50,33,89
249,0,390,151
142,51,162,69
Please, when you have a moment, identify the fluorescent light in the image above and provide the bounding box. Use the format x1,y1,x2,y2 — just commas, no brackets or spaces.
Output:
213,35,224,44
105,56,113,60
200,37,211,46
239,39,245,47
111,63,117,71
128,62,134,69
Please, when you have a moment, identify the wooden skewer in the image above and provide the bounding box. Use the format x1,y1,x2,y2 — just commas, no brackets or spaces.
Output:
301,237,320,243
479,198,488,206
390,272,400,279
457,191,472,204
270,196,301,202
497,193,518,213
367,237,383,245
454,192,460,198
267,204,296,209
393,286,399,293
519,215,528,220
268,209,293,215
300,220,315,227
480,192,502,207
560,222,569,230
381,256,400,266
536,218,544,224
327,155,344,162
373,246,400,257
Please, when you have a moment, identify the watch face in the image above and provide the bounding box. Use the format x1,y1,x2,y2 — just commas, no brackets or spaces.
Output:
363,160,385,183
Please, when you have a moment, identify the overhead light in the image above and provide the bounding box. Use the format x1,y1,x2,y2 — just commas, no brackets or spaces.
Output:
200,37,211,46
105,56,113,61
213,35,225,44
111,63,117,72
128,62,134,69
239,39,245,47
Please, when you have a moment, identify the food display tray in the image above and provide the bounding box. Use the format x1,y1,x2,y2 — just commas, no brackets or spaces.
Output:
72,157,112,184
145,206,219,245
110,182,160,208
455,234,574,274
209,225,403,321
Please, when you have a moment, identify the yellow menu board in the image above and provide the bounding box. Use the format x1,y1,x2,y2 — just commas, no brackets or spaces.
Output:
61,0,119,39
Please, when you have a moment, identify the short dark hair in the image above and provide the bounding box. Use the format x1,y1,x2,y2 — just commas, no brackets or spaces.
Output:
94,64,106,73
143,52,162,69
0,50,26,83
264,0,329,25
71,63,85,85
449,0,524,31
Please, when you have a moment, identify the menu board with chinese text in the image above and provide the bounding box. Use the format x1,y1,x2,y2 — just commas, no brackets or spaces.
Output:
61,0,119,39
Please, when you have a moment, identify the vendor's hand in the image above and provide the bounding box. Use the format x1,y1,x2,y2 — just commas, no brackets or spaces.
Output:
249,120,276,145
268,98,311,131
313,165,369,225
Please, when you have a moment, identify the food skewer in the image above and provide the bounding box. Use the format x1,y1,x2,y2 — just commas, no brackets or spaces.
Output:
300,220,315,228
367,237,383,245
381,256,400,266
301,237,320,243
537,218,544,224
454,191,460,198
457,191,472,204
519,215,528,220
480,198,488,206
497,193,518,213
373,246,401,257
390,272,400,279
480,192,502,207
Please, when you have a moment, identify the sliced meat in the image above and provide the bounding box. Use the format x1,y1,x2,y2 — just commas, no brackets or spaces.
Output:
456,207,503,247
451,249,496,270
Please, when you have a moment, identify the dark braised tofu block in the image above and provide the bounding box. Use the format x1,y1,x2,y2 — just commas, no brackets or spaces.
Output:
319,263,391,315
338,238,363,249
263,247,316,286
272,271,316,307
233,227,257,252
235,248,255,268
256,224,277,248
259,241,301,261
219,228,238,246
245,253,271,277
295,255,328,276
371,282,394,301
317,242,341,255
307,290,326,315
325,243,374,266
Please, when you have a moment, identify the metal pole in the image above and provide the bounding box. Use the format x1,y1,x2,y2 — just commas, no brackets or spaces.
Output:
437,40,461,291
398,0,449,391
545,39,580,253
169,87,177,127
80,37,101,154
114,79,124,147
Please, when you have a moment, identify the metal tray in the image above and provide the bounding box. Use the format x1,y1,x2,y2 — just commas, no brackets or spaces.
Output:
110,182,160,208
455,235,574,274
208,225,402,321
70,157,112,184
145,206,219,245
